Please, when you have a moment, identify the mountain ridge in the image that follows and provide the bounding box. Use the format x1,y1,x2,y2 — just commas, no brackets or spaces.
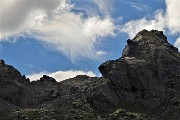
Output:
0,29,180,120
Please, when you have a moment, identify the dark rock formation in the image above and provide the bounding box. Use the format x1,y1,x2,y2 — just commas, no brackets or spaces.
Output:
99,29,180,109
0,30,179,120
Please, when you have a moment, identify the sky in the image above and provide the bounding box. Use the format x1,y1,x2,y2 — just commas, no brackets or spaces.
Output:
0,0,179,81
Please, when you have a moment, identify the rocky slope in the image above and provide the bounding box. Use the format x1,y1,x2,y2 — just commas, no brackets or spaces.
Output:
0,30,179,120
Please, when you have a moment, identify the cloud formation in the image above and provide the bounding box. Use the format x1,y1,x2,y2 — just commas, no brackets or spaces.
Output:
0,0,115,61
27,70,96,82
30,15,114,61
120,0,180,50
0,0,67,38
165,0,180,35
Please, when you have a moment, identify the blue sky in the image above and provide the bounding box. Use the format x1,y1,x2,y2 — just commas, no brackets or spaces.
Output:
0,0,179,81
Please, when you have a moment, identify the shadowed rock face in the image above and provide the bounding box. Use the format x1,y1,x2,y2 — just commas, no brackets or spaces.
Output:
99,29,180,108
0,30,179,120
0,60,28,106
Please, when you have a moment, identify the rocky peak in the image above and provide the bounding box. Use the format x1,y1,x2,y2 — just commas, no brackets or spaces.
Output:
0,59,5,65
0,59,23,82
122,30,179,59
133,29,167,43
39,75,56,82
99,29,180,108
75,75,89,79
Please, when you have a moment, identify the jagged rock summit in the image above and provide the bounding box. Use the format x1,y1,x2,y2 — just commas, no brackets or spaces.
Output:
99,29,180,108
122,29,178,58
0,30,180,120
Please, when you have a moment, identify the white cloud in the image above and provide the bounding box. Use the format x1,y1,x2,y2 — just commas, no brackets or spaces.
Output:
0,0,68,38
119,0,180,49
96,51,107,56
119,10,166,38
29,14,114,61
84,17,114,38
174,37,180,50
92,0,112,15
26,70,96,82
0,0,115,61
166,0,180,34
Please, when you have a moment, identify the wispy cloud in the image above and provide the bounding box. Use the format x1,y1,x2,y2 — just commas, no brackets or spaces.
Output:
27,70,96,81
128,2,150,11
92,0,113,15
96,51,107,56
0,0,115,61
28,14,114,61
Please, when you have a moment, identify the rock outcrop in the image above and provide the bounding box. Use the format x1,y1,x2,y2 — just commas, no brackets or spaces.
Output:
0,30,179,120
99,30,180,109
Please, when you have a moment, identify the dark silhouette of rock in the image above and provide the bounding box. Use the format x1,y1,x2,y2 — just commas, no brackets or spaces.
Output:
0,30,179,120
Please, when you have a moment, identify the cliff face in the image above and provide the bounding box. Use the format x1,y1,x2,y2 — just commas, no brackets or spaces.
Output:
99,29,180,108
0,30,180,120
